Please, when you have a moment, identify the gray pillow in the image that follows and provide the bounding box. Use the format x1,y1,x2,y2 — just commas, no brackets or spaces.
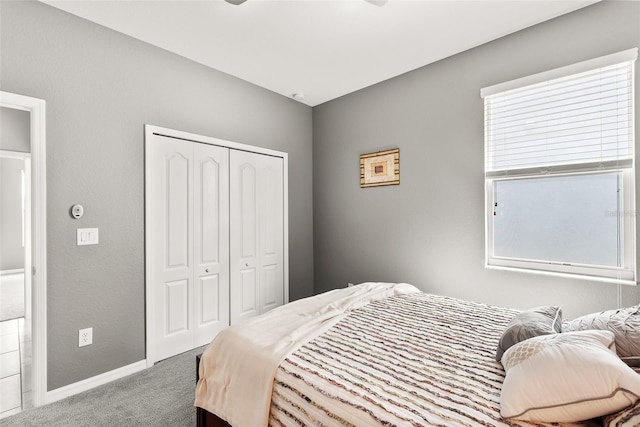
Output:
496,306,562,362
563,305,640,358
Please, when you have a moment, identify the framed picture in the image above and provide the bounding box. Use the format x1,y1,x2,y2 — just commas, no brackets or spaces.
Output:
360,148,399,188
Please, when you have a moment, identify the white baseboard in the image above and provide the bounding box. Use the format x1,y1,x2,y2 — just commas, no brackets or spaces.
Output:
45,359,147,405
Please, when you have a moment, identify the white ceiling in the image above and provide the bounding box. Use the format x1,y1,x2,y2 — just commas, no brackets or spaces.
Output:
43,0,598,106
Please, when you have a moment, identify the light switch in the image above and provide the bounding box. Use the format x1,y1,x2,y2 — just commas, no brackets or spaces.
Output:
77,228,99,246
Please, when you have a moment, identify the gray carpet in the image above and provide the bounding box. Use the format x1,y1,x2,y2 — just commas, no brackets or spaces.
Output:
3,346,206,427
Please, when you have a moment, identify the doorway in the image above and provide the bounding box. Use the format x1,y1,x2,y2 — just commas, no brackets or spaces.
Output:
0,149,31,417
0,92,46,414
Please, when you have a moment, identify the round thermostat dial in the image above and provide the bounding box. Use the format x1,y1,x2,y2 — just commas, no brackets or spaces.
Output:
71,204,84,219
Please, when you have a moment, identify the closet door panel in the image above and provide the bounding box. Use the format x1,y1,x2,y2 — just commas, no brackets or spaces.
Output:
166,279,189,334
230,154,260,324
199,276,220,324
166,154,190,270
240,164,257,258
259,156,284,313
240,269,257,313
261,265,279,309
149,136,194,361
193,143,230,346
230,150,284,323
199,159,221,264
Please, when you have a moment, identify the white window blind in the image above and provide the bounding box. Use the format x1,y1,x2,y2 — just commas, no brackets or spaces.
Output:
483,49,637,177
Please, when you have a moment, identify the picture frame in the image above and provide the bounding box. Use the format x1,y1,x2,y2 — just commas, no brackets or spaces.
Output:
360,148,399,188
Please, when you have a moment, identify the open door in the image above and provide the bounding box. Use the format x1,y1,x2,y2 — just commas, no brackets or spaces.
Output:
0,91,46,410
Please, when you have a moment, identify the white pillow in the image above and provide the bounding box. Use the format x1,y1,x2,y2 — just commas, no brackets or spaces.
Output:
500,330,640,422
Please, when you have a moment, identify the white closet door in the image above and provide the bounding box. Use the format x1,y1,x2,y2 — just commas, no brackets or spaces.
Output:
193,143,230,347
148,135,230,361
230,150,284,324
148,136,194,361
258,155,284,313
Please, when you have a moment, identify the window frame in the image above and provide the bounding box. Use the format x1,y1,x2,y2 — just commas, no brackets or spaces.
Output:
485,169,636,284
482,49,638,285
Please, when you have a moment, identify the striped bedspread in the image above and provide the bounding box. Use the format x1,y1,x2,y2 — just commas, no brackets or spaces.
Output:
268,293,598,427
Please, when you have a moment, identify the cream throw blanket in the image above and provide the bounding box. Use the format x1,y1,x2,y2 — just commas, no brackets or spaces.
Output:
194,282,420,427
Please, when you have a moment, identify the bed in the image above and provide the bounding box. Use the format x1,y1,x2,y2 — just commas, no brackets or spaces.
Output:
194,282,640,427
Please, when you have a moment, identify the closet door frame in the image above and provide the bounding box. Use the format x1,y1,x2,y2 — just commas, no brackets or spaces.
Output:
144,125,289,367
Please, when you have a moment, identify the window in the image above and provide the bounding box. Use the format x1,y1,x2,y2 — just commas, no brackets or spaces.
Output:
482,49,637,284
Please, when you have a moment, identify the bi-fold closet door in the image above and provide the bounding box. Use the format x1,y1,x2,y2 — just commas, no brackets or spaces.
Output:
230,150,284,324
147,136,230,362
146,129,286,363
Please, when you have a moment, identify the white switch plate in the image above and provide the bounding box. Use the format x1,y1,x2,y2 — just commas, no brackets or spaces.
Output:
79,327,93,347
77,228,99,246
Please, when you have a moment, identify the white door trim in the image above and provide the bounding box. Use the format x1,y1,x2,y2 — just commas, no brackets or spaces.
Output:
0,91,47,406
144,124,289,366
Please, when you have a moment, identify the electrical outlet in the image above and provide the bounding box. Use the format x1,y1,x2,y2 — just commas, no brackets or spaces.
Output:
79,327,93,347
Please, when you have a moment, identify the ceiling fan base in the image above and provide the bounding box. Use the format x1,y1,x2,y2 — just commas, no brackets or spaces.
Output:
224,0,386,5
364,0,389,5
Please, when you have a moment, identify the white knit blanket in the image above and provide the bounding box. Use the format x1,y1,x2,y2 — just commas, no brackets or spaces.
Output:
194,282,420,427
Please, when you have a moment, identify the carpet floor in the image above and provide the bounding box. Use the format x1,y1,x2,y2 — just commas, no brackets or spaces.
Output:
3,346,206,427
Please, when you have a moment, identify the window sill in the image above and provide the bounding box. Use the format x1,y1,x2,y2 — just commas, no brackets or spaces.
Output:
485,263,637,286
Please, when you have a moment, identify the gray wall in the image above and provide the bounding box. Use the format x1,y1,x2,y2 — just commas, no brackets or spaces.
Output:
1,107,31,152
313,1,640,319
0,158,26,271
0,1,313,390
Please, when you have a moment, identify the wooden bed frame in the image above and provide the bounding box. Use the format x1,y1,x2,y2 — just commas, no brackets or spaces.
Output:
196,354,231,427
196,407,230,427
